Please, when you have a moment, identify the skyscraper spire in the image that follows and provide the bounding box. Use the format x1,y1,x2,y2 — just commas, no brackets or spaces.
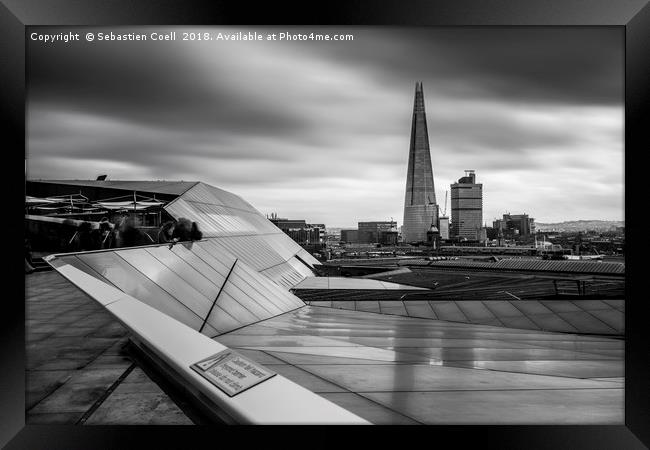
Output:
402,81,438,243
414,81,425,114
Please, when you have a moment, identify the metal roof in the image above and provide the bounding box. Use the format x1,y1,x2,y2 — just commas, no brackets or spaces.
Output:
301,298,624,335
29,180,199,196
291,277,428,291
423,259,625,275
46,241,306,337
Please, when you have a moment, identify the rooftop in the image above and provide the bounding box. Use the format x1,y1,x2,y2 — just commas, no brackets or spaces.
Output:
27,269,624,424
27,179,199,196
26,179,625,425
215,306,623,424
296,267,624,335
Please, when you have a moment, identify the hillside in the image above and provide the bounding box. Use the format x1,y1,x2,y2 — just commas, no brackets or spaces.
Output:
536,220,624,232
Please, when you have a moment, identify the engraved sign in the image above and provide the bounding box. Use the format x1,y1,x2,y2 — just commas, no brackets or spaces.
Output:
191,350,276,397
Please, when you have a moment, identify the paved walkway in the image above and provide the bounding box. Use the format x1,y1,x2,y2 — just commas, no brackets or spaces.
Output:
25,271,192,425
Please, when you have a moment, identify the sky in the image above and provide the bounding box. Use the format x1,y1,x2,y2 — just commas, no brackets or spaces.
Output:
27,26,624,227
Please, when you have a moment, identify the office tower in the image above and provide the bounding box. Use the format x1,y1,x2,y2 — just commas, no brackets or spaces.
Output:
340,229,359,243
450,170,483,240
402,81,438,243
439,216,450,240
358,221,398,244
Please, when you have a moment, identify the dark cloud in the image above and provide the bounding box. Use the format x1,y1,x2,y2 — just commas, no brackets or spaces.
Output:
28,32,308,138
313,27,623,106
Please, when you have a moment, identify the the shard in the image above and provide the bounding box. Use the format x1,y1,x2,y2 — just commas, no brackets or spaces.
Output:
402,81,438,243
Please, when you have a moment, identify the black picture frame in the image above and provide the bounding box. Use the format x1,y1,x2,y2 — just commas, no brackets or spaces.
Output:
2,0,648,448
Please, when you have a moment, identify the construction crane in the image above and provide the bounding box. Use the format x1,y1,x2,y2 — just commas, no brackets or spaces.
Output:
442,190,448,216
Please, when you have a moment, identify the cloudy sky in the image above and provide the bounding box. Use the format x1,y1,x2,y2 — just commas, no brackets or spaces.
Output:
27,27,623,227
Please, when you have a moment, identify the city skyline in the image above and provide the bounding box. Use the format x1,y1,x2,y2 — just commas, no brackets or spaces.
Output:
27,27,624,227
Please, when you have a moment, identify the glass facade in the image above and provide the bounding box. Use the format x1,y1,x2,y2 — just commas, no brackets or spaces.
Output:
164,182,319,288
402,82,438,243
45,180,317,335
450,173,483,240
49,241,304,336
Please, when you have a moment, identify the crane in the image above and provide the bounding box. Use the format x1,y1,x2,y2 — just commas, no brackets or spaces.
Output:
442,190,448,216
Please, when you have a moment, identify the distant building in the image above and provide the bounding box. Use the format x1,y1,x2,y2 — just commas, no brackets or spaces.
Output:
426,222,440,248
485,226,499,240
358,221,398,244
493,213,535,238
269,214,323,245
450,170,483,241
439,216,450,240
381,229,399,246
340,229,359,243
311,223,326,243
478,227,488,244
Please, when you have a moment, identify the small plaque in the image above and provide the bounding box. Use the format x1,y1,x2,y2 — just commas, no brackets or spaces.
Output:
191,350,276,397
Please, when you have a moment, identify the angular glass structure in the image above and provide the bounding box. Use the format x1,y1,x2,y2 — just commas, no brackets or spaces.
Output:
164,182,319,288
402,82,438,243
42,180,321,335
47,241,305,336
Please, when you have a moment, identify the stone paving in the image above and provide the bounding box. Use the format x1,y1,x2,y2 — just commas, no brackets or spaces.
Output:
25,271,192,425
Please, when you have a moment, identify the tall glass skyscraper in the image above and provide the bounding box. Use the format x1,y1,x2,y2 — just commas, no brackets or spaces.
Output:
402,82,438,243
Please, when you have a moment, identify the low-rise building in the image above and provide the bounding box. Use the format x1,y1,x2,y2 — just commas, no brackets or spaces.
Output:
493,213,536,238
